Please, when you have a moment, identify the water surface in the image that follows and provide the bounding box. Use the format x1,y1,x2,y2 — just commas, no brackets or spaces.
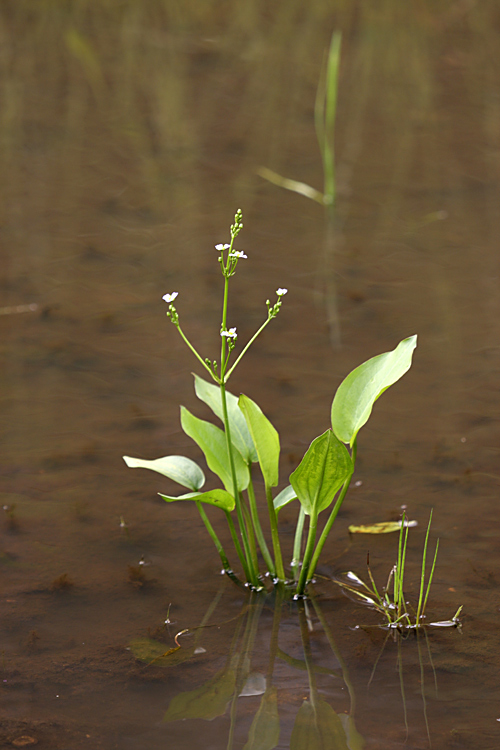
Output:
2,2,500,748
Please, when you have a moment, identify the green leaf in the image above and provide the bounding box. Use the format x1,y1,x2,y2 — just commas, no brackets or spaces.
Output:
289,430,353,516
122,455,205,491
243,687,280,750
339,714,365,750
180,407,249,493
164,665,236,722
194,374,258,463
159,488,235,512
273,485,297,513
331,335,417,447
238,394,280,488
290,699,350,750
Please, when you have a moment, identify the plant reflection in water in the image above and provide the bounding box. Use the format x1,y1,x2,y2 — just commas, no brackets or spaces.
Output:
130,587,362,749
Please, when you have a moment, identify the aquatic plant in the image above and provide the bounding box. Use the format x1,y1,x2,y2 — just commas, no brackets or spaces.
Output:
333,512,463,631
123,209,417,597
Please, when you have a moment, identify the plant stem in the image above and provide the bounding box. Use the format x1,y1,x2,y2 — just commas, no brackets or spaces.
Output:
241,496,260,575
224,510,250,581
220,382,259,586
265,485,285,581
305,439,357,586
196,500,229,567
224,316,273,381
218,272,258,586
246,474,275,576
196,502,243,587
175,324,216,381
292,506,306,581
296,512,319,595
416,510,434,626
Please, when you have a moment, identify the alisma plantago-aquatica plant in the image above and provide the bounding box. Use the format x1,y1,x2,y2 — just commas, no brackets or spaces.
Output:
123,210,417,596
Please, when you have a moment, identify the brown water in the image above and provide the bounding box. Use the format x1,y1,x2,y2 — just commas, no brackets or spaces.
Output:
2,2,500,748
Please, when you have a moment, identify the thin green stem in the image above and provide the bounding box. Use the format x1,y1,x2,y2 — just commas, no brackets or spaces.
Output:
246,474,275,576
416,510,434,625
220,382,258,586
224,316,272,382
224,510,250,581
241,496,259,575
176,324,217,381
196,500,231,569
422,539,439,621
265,485,285,581
296,512,319,595
292,506,306,581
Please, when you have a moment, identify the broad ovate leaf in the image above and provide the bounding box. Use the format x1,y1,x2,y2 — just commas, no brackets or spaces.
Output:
159,488,235,512
290,699,350,750
243,687,280,750
238,394,280,488
289,430,353,516
122,455,205,491
194,374,258,463
331,335,417,447
180,407,249,493
164,665,236,722
273,485,298,513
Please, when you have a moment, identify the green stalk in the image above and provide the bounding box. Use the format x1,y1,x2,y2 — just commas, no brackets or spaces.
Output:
416,510,434,626
304,439,357,587
220,382,259,586
421,539,439,621
175,324,217,381
296,511,319,595
224,316,273,381
196,500,231,570
241,495,260,575
218,269,258,586
246,474,275,576
292,506,306,581
265,485,285,581
225,510,250,582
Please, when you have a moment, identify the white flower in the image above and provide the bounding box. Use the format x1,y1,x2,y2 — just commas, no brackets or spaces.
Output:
221,327,237,338
276,288,288,296
215,243,231,251
162,292,178,303
228,251,247,259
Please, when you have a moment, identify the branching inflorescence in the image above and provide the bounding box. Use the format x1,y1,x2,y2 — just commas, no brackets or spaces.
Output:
123,210,417,596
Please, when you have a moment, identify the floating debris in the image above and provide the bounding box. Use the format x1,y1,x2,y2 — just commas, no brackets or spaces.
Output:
348,519,418,534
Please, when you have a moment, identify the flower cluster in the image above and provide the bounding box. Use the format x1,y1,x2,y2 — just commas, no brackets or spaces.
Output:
267,288,288,319
163,292,179,325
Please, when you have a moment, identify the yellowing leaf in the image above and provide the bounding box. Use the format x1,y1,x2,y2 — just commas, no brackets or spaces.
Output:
348,520,418,534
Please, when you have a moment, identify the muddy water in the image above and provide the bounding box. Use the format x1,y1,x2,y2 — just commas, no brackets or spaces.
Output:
2,2,500,748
